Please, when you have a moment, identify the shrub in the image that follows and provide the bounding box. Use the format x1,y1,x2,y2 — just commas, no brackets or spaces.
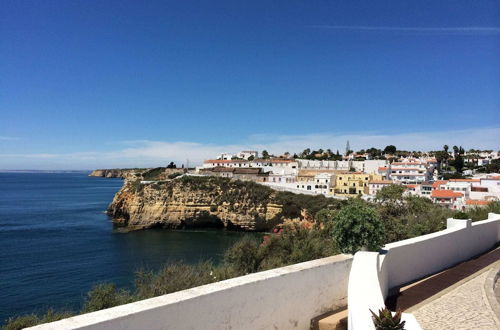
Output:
453,211,469,219
376,184,406,202
223,236,261,275
3,314,39,330
257,223,337,271
82,283,134,313
332,201,384,254
134,262,217,299
466,201,500,221
376,196,450,243
141,167,166,181
315,208,337,232
168,172,182,179
3,309,74,330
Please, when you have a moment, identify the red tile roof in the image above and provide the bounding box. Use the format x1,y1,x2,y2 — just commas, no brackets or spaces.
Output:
378,167,388,171
466,200,490,206
432,180,448,189
431,190,463,198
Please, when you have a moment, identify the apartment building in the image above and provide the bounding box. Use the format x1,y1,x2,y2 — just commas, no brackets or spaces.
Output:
332,173,382,197
367,180,393,196
431,190,464,209
389,161,432,184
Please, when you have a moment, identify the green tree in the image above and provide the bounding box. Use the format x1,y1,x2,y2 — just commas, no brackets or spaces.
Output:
315,208,337,232
384,145,397,154
167,161,176,169
376,184,405,202
262,150,270,159
332,201,384,254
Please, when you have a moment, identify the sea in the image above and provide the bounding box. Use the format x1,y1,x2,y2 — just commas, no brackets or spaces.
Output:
0,172,251,323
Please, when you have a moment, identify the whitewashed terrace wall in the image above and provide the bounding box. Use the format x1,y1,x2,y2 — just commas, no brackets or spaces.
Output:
29,254,352,330
349,212,500,330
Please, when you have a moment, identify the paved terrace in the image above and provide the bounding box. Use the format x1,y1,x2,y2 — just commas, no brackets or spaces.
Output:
387,247,500,330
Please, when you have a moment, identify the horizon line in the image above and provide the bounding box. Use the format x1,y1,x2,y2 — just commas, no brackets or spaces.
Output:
309,25,500,34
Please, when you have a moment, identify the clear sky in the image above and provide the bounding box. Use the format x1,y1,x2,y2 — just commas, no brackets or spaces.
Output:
1,0,499,169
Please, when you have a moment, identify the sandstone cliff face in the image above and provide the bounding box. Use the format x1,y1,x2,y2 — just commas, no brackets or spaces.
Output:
89,169,140,179
107,177,287,231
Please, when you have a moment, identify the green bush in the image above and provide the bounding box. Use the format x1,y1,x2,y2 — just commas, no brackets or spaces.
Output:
376,196,450,243
453,211,469,219
82,283,134,313
257,224,336,270
3,314,39,330
134,262,217,299
3,309,74,330
168,172,182,179
223,236,261,274
315,208,337,232
332,201,384,254
466,201,500,221
142,167,166,181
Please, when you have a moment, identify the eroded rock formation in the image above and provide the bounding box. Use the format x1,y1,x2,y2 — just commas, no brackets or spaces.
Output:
107,177,289,231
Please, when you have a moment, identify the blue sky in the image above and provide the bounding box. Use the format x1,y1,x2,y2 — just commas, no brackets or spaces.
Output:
1,0,499,169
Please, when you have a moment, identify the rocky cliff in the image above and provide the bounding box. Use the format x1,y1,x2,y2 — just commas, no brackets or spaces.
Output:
89,169,143,179
107,176,320,231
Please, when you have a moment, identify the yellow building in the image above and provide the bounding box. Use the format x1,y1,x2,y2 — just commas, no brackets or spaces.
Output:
331,172,382,197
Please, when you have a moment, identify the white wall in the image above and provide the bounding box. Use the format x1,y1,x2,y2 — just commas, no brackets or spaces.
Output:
348,213,500,330
382,213,500,290
29,255,352,330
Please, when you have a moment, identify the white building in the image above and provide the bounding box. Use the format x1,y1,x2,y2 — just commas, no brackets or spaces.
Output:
431,190,465,210
470,176,500,201
217,153,234,160
388,161,432,184
237,150,258,160
296,159,387,174
367,180,394,196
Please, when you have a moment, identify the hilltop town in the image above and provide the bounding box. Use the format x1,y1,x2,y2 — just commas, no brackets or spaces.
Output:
192,145,500,211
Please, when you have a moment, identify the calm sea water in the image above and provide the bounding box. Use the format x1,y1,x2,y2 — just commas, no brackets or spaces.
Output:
0,172,250,322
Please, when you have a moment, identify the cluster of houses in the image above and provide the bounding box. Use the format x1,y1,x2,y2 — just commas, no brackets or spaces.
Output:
195,150,500,210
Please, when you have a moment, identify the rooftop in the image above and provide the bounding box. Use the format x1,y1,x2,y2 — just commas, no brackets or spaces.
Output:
431,190,463,198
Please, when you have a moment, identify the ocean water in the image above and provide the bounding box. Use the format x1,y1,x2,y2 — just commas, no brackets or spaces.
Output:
0,172,250,322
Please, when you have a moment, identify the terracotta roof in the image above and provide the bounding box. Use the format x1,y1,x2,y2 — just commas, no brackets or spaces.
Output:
405,184,418,189
369,180,393,184
378,167,388,171
431,190,463,198
466,200,490,206
432,180,448,188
